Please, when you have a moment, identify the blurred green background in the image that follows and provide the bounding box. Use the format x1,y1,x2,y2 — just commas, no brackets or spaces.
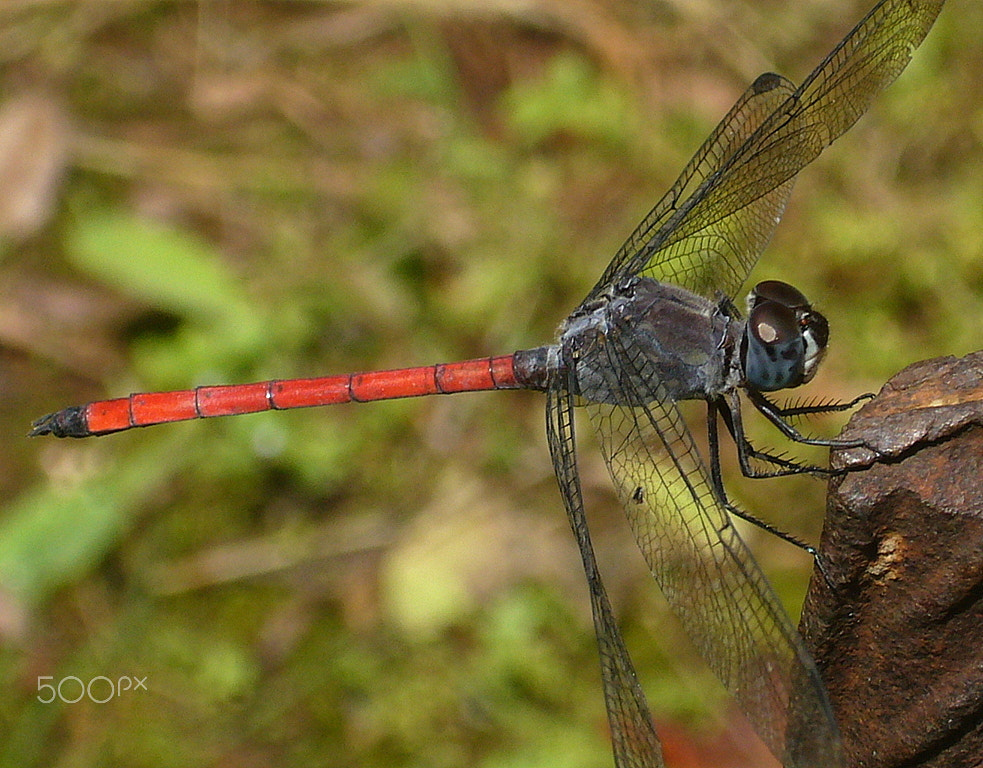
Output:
0,1,980,766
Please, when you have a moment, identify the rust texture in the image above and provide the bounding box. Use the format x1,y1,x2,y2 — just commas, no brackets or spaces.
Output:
800,351,983,768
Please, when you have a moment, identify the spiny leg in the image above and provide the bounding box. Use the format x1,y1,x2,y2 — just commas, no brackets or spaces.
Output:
716,395,834,479
706,397,817,557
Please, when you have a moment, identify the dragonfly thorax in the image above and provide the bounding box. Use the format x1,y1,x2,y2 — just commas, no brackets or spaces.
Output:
559,276,743,405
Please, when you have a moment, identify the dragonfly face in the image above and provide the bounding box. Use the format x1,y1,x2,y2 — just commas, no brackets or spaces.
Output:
742,280,830,393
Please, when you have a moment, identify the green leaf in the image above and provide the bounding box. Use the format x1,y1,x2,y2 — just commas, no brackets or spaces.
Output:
0,434,188,606
65,209,251,322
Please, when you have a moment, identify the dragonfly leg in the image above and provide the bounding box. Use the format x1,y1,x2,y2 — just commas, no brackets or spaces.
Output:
707,397,841,593
768,391,875,418
706,397,818,556
746,389,876,450
717,393,833,479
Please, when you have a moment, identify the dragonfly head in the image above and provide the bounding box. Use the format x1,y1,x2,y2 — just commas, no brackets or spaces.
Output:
740,280,829,392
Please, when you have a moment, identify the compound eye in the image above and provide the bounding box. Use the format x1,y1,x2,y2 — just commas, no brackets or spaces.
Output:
748,280,810,312
751,301,798,345
742,300,807,392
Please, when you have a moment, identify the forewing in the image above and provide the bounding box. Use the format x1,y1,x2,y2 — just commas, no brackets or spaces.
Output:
545,377,664,768
579,337,844,767
590,72,796,301
592,0,945,301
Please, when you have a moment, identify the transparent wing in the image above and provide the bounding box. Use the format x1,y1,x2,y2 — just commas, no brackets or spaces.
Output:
590,0,945,301
579,334,844,767
545,374,664,768
590,72,796,301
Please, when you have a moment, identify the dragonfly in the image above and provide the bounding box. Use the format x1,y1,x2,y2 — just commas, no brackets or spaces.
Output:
32,0,944,765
